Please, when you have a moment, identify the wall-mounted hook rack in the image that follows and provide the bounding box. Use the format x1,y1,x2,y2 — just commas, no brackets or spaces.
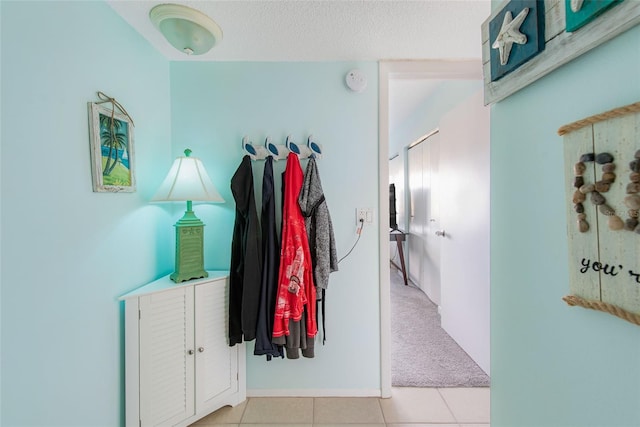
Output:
242,135,323,160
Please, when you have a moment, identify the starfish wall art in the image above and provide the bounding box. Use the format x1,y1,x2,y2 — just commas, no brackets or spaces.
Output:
565,0,624,32
489,0,545,82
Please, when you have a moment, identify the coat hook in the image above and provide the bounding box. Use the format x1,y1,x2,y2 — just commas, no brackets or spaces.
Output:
266,136,289,160
307,135,322,159
286,135,312,158
242,136,268,160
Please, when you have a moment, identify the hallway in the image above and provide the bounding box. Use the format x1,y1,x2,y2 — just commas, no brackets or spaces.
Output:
390,266,490,388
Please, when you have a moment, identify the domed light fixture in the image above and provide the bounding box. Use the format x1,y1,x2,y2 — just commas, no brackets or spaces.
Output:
149,4,223,55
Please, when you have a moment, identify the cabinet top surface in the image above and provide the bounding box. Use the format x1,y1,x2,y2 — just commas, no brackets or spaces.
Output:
119,270,229,300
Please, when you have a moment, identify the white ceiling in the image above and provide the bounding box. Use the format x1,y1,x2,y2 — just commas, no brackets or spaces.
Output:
107,0,491,132
107,0,491,62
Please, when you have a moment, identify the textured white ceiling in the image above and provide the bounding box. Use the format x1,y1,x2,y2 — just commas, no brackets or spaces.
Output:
107,0,491,62
107,0,491,136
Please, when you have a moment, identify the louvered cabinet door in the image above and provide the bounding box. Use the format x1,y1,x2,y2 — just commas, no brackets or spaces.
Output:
121,272,245,427
194,277,238,413
139,287,195,427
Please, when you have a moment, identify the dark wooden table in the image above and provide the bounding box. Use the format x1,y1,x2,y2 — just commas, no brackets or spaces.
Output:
390,229,408,285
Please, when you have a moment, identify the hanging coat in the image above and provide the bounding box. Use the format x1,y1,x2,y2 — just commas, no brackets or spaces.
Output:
254,156,284,359
229,155,262,346
299,157,339,290
273,153,317,340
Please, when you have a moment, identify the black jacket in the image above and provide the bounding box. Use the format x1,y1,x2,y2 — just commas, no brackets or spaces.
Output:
229,155,262,346
254,156,284,359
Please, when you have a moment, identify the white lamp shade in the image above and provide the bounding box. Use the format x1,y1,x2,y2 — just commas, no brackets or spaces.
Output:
152,154,224,202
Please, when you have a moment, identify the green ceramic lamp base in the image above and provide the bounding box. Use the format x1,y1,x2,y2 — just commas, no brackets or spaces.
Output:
170,201,208,283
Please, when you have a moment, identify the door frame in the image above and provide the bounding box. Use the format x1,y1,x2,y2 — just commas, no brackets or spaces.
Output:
378,60,483,397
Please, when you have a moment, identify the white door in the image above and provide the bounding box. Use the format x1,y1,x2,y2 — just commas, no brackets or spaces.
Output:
194,279,239,413
407,134,442,305
139,287,195,427
439,90,490,374
408,142,425,288
423,133,442,306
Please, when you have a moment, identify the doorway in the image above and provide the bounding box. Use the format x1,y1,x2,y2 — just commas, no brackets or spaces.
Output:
379,61,490,397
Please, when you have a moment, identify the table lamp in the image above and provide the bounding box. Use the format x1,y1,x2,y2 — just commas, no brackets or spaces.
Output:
152,149,224,282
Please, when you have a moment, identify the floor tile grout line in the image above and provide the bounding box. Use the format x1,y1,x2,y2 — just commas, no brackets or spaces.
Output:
436,387,460,424
238,396,250,423
377,396,388,425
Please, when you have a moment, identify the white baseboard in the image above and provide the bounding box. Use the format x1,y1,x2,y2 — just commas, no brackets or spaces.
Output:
247,388,381,397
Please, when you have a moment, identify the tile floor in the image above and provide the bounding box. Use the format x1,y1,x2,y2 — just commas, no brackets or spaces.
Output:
190,387,489,426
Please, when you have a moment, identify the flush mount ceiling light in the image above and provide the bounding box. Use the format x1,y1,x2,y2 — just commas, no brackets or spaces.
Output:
149,3,223,55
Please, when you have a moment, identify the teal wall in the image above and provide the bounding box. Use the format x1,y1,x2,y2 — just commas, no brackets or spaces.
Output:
5,0,637,425
1,2,381,424
1,1,172,425
490,24,640,427
170,61,381,391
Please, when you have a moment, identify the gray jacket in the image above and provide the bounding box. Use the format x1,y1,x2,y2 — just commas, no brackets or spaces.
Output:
298,158,339,289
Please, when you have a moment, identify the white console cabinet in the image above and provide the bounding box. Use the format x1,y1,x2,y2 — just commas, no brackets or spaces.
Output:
120,271,246,427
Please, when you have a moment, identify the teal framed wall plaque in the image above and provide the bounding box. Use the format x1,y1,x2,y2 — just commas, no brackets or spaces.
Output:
489,0,545,82
565,0,624,33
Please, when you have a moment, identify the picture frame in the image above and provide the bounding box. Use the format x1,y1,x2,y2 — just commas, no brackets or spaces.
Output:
88,102,136,192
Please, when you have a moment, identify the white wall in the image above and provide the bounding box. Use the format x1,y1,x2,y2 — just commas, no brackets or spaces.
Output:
389,155,405,231
390,80,483,158
439,90,490,374
389,155,406,271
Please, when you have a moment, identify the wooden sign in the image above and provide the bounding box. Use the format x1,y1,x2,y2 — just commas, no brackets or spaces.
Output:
481,0,640,104
559,101,640,326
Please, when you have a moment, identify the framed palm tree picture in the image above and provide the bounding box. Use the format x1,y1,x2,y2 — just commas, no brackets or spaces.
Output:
88,102,136,192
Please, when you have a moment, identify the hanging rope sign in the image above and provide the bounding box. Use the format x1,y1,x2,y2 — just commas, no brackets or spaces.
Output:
559,101,640,326
95,91,135,127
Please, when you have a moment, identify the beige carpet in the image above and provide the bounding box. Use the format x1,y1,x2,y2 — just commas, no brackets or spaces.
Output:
390,268,490,387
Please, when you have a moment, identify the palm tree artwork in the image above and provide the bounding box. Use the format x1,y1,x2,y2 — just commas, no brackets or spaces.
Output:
99,113,131,186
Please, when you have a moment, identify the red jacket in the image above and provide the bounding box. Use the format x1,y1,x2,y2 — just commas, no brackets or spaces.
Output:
273,153,317,338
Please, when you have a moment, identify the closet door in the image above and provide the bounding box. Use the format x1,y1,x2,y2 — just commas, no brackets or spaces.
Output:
139,287,195,427
408,142,425,287
194,278,239,413
423,134,441,306
407,135,442,304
